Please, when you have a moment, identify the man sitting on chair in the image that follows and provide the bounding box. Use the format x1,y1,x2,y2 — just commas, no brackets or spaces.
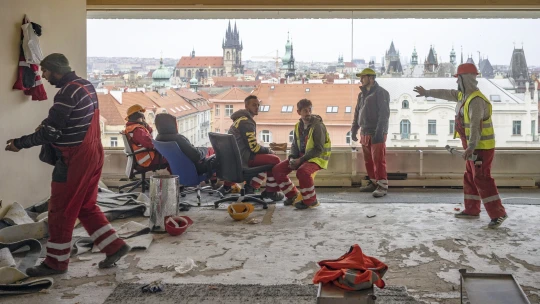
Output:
123,104,169,172
154,113,217,186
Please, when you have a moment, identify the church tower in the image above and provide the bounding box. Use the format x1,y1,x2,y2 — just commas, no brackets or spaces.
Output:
222,21,244,76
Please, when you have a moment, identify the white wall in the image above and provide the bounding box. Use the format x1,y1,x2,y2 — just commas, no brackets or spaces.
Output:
0,0,87,207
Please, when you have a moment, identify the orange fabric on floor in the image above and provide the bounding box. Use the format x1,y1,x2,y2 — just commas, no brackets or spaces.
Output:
313,244,388,291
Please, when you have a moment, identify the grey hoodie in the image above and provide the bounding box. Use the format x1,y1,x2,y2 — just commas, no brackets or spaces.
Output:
426,74,491,150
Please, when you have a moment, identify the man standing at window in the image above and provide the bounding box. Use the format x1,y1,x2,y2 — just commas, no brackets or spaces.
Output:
351,68,390,198
272,99,332,209
414,63,507,229
220,95,284,201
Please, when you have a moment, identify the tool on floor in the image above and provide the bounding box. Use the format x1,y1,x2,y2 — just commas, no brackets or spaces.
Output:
459,269,530,304
445,145,478,161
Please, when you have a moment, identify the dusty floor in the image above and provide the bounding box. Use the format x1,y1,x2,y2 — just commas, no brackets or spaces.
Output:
3,188,540,304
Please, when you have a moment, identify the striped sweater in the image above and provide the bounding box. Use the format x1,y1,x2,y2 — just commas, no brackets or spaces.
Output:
14,72,99,149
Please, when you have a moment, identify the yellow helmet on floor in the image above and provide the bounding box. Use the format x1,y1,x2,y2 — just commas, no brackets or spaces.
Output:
227,203,254,221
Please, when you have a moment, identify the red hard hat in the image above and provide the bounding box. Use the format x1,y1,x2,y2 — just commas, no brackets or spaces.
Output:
454,63,479,77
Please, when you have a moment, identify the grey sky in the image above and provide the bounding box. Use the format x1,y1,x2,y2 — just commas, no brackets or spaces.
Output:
87,19,540,66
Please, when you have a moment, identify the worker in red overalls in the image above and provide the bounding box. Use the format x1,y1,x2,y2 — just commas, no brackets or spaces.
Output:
414,63,508,229
6,53,130,276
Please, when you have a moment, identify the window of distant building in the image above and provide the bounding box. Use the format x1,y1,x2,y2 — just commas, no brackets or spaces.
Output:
289,130,294,143
345,106,352,113
281,105,293,113
110,137,118,147
259,105,270,112
400,120,411,139
513,121,522,135
449,120,455,135
326,106,338,113
225,105,233,117
215,105,220,116
215,128,220,133
490,95,501,102
346,131,351,144
261,130,271,143
402,100,409,109
428,120,437,135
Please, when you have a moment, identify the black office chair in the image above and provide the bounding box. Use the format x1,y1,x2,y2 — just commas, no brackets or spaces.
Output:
118,133,166,193
208,132,274,209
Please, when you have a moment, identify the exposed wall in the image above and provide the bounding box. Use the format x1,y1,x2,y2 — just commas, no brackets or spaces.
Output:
0,0,87,207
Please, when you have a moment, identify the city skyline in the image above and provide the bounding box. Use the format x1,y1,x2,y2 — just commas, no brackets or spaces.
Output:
87,19,540,66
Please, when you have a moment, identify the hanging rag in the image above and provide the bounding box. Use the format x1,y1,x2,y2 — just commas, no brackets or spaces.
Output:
12,15,47,101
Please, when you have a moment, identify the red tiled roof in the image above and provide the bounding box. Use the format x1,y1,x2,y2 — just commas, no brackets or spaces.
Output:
211,87,250,101
197,90,214,99
344,62,357,68
116,92,159,121
214,80,261,87
97,93,125,125
175,89,211,111
176,56,224,68
145,90,198,118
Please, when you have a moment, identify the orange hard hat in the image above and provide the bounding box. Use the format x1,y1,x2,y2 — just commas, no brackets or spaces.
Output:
454,63,479,77
125,104,145,121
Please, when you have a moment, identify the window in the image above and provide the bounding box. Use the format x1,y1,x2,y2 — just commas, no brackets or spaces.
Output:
449,120,455,134
305,88,310,92
326,106,338,113
110,137,118,147
400,120,411,139
215,104,220,116
224,128,229,134
215,128,220,133
225,105,233,117
428,120,437,135
402,100,409,109
270,85,275,90
345,106,352,113
261,130,271,143
490,95,501,102
259,105,270,112
289,130,294,143
513,121,522,135
281,105,293,113
346,131,351,144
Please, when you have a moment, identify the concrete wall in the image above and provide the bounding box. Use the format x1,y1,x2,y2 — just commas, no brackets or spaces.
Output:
0,0,87,207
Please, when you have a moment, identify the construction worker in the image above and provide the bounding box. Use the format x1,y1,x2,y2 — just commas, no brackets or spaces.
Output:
5,53,130,276
414,63,508,229
220,95,284,201
351,68,390,197
124,104,169,172
272,99,331,209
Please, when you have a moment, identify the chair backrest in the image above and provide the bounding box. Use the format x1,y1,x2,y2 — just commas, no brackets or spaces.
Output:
152,139,201,186
208,132,244,183
121,133,136,178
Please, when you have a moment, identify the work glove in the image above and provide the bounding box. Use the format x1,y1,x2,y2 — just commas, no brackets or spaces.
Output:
351,130,358,142
372,132,384,144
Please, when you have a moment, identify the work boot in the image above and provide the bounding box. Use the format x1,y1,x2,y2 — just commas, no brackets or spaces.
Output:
261,191,284,202
294,200,321,210
217,185,232,196
98,244,131,269
488,214,508,229
372,185,387,198
26,262,67,277
454,211,480,219
284,193,300,206
359,180,377,192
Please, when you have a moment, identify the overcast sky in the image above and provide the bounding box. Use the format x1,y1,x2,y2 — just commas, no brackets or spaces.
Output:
87,19,540,66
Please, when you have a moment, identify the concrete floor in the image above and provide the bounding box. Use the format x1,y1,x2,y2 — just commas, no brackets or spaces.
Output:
3,188,540,304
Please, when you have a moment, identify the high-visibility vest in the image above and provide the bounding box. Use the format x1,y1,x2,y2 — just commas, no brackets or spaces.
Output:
295,122,332,169
124,124,155,167
455,90,496,150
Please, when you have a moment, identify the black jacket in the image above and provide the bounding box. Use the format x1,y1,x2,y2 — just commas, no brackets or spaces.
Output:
155,115,209,174
228,109,270,166
351,81,390,139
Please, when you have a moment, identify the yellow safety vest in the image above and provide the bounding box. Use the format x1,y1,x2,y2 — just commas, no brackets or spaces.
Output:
295,122,332,169
455,91,495,150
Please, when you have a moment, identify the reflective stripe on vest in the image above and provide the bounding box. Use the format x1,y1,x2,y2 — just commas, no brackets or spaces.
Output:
124,124,155,167
295,122,332,169
455,91,495,150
